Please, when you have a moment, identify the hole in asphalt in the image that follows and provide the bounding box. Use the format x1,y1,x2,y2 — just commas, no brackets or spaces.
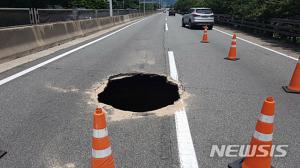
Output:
98,73,180,112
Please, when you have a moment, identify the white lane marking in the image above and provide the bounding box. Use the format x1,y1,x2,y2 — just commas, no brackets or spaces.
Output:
168,51,178,81
165,17,167,21
0,17,148,86
168,51,199,168
213,28,299,61
175,109,199,168
165,23,168,31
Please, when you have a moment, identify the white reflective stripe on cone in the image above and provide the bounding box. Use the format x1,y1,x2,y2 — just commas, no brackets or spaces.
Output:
93,128,108,138
92,147,112,158
231,45,237,47
232,39,237,42
253,131,273,142
259,114,274,124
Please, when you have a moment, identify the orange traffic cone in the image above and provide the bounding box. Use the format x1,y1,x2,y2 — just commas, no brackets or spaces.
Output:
228,97,275,168
225,34,239,61
92,108,115,168
201,27,209,43
283,56,300,93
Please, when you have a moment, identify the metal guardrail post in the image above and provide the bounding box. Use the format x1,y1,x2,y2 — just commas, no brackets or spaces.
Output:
29,8,39,24
29,8,34,24
109,0,113,17
35,8,39,24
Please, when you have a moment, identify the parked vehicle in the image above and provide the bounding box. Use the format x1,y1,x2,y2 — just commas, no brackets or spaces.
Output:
182,8,214,29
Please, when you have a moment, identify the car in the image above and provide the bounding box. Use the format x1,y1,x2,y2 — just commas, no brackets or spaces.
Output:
182,8,214,29
169,9,176,16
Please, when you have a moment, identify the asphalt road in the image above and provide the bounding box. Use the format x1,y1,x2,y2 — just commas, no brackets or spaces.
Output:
0,13,299,168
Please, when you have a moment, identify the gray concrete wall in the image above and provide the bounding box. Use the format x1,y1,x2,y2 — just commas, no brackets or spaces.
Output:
0,13,151,61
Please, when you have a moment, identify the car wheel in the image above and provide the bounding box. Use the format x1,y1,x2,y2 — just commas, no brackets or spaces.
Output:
182,20,185,27
208,25,213,30
188,21,193,29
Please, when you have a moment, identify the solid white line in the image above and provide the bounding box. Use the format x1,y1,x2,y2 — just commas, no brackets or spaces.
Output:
165,23,168,31
175,109,199,168
168,51,199,168
213,28,299,61
168,51,178,81
0,17,148,86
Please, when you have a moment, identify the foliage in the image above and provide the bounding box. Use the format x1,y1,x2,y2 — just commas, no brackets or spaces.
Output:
0,0,147,9
174,0,300,19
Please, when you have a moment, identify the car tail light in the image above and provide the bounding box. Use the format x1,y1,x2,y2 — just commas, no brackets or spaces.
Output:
192,13,199,17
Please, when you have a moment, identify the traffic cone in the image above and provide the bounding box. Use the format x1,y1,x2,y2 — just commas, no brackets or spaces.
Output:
225,34,239,61
201,27,209,43
282,56,300,94
228,97,275,168
92,108,115,168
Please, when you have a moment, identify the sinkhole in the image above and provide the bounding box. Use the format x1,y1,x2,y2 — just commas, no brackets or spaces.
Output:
98,73,180,112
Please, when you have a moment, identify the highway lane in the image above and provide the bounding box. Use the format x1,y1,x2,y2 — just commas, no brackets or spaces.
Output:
166,14,300,167
0,13,179,167
0,12,299,168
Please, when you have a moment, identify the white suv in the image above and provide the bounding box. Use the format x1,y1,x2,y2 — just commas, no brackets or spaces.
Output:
182,8,214,29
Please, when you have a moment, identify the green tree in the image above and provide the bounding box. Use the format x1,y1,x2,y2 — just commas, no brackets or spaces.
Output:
174,0,300,19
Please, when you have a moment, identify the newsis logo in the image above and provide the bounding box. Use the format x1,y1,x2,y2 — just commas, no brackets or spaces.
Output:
210,145,288,157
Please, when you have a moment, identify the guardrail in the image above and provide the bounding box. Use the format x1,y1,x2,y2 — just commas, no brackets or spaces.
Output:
0,8,140,28
0,11,157,61
0,8,33,27
214,14,300,42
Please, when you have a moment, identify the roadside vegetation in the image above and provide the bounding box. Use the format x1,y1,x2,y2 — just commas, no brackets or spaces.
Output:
174,0,300,20
0,0,159,10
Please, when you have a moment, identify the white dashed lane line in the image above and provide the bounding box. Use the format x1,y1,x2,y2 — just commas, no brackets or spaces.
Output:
168,51,178,81
165,23,168,31
168,51,199,168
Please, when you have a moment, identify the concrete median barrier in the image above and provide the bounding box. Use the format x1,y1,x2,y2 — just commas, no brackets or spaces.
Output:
0,12,155,62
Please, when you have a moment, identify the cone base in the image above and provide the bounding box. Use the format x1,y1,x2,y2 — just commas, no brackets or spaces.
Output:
0,150,7,158
201,41,209,43
228,158,243,168
282,86,300,94
228,158,274,168
224,57,240,61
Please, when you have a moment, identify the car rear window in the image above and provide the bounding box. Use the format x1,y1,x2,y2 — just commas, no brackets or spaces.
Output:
196,9,212,14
